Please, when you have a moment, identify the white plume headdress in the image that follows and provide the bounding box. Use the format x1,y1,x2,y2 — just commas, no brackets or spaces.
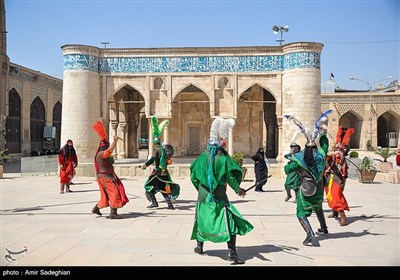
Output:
284,109,332,147
209,118,236,146
284,115,311,145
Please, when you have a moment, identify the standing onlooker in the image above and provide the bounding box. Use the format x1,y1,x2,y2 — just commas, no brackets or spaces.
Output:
324,126,354,226
190,118,253,265
91,121,129,219
283,143,301,202
58,139,78,194
396,148,400,167
251,147,269,192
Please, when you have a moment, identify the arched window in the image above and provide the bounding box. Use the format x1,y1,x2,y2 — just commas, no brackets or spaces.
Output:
5,89,22,153
30,97,46,152
52,101,62,151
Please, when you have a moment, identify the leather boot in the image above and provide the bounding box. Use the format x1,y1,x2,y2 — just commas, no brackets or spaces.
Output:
339,210,347,226
110,207,122,219
316,209,329,234
145,191,152,202
328,211,338,218
298,216,315,245
92,204,102,216
194,240,204,254
284,188,292,202
146,191,158,208
65,184,73,192
162,193,175,210
227,235,245,264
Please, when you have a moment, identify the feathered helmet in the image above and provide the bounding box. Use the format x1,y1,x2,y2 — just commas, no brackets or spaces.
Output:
284,109,333,147
336,126,355,147
209,117,236,146
151,116,169,145
92,120,109,148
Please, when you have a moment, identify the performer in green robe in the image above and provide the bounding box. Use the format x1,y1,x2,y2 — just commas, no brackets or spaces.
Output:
190,118,253,265
284,110,332,245
143,116,180,210
283,143,301,202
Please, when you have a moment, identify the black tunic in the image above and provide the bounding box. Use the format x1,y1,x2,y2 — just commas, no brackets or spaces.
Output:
251,148,269,188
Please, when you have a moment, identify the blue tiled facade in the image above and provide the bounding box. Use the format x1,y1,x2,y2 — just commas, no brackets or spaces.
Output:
63,52,320,73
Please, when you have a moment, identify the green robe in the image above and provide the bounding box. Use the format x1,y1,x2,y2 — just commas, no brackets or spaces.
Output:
143,147,180,200
284,153,301,191
190,146,254,243
284,134,329,218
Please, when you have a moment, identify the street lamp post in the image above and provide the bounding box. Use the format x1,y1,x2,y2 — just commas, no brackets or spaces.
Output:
348,76,392,148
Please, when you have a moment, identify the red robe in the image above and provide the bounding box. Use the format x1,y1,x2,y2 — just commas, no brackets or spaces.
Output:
58,150,77,184
95,149,128,209
324,148,350,212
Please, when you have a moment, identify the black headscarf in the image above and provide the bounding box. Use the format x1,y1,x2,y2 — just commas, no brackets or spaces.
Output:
60,140,77,165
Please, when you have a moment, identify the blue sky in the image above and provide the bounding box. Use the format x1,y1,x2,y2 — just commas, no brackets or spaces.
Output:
4,0,399,90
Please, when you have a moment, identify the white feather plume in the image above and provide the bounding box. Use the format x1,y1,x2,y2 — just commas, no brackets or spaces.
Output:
209,118,235,145
284,114,311,144
219,118,235,140
209,118,222,144
290,129,302,145
312,109,333,140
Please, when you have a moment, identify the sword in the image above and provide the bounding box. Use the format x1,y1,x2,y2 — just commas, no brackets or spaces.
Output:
245,175,271,192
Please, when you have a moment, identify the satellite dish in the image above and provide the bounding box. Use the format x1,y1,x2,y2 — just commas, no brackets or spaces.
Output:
283,25,289,32
272,25,280,34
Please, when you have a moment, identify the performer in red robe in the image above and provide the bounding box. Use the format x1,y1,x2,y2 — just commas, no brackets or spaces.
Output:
324,126,354,226
91,121,129,219
58,139,78,194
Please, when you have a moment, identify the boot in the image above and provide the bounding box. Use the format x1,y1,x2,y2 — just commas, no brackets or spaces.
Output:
146,191,158,208
328,211,339,218
162,193,175,210
60,184,65,194
298,216,315,245
227,235,245,264
255,183,265,192
339,210,347,226
284,188,292,202
194,241,204,254
65,184,73,192
91,204,102,216
109,207,122,219
316,209,329,234
145,191,152,202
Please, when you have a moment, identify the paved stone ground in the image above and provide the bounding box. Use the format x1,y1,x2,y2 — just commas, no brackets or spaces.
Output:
0,167,399,268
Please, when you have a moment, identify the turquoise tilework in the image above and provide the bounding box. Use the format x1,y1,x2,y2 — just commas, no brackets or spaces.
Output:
63,52,320,73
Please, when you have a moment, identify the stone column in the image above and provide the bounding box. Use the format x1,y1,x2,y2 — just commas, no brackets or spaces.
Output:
228,125,234,155
281,42,324,152
118,122,127,159
61,45,101,163
111,120,118,158
147,118,153,159
276,117,283,163
164,122,170,144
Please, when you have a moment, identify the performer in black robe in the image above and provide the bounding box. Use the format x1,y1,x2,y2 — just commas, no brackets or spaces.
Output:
251,147,269,192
